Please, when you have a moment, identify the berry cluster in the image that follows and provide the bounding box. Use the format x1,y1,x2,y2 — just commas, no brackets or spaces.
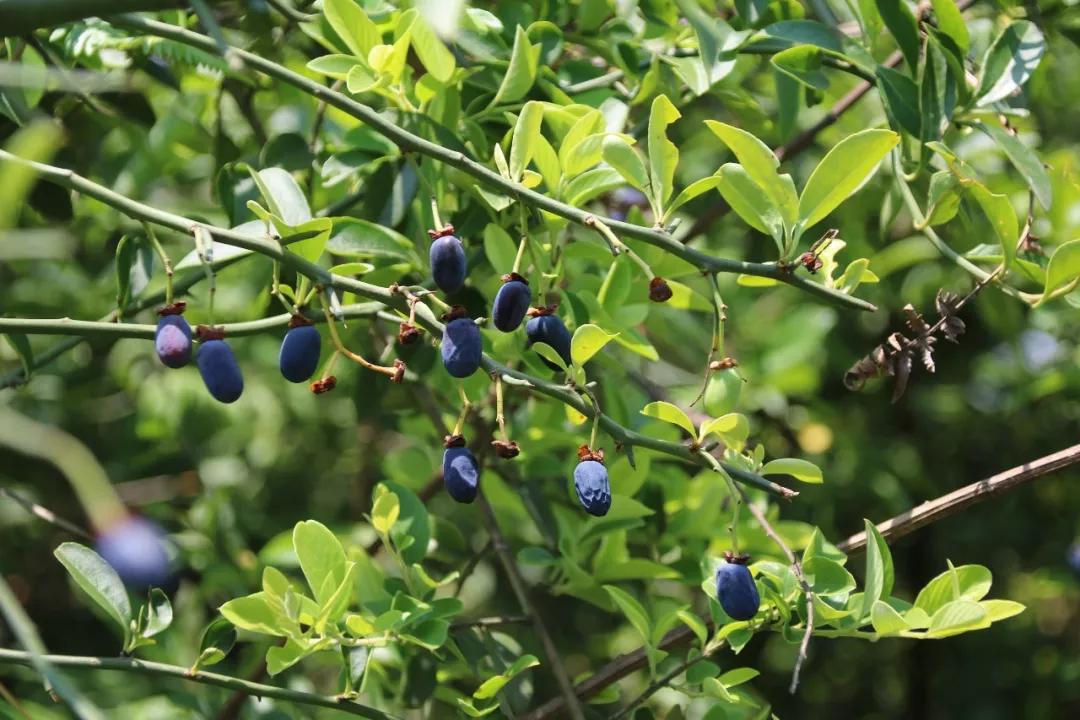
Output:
154,302,323,403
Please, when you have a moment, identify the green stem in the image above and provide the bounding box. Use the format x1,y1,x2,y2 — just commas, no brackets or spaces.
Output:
108,14,875,313
141,222,172,305
0,648,397,719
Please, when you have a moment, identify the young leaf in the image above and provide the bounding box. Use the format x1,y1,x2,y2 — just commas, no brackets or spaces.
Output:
293,520,348,605
322,0,380,58
963,181,1019,273
929,0,970,54
219,592,289,636
1043,239,1080,299
601,137,649,192
647,94,681,219
509,101,544,183
570,323,618,366
54,543,132,645
980,599,1026,623
640,401,696,438
715,163,785,248
194,617,236,670
142,588,173,638
398,9,455,83
914,564,993,614
666,174,723,218
603,585,652,645
249,167,312,226
698,413,749,448
859,519,894,620
798,129,899,230
760,458,823,483
926,600,990,638
306,54,359,80
705,121,798,229
976,21,1045,106
371,487,401,536
532,342,568,371
492,26,539,106
771,45,828,90
870,600,909,634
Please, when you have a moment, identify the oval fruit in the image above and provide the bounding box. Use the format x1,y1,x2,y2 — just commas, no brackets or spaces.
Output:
715,559,760,620
443,446,479,503
155,315,192,368
573,460,611,516
197,339,244,403
430,235,466,293
279,324,321,383
441,317,482,378
525,314,572,370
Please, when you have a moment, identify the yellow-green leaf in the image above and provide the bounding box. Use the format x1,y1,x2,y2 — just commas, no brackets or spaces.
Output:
570,323,618,366
641,401,696,437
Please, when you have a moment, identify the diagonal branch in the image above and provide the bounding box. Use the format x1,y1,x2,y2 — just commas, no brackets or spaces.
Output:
837,443,1080,554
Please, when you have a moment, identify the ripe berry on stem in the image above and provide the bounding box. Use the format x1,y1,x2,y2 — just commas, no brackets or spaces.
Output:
443,434,479,503
154,302,192,369
279,316,322,383
441,306,482,378
492,273,531,332
429,224,466,294
573,445,611,516
195,326,244,403
715,551,761,621
525,306,572,370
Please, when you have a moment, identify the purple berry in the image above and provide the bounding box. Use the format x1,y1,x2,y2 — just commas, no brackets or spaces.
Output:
492,277,531,332
96,516,171,588
441,317,482,378
573,460,611,516
430,235,466,293
155,315,192,368
197,339,244,403
443,445,479,503
715,558,760,620
279,324,321,383
525,313,572,370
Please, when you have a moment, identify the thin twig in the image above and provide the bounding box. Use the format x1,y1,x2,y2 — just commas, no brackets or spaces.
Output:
0,487,93,539
837,443,1080,554
607,644,724,720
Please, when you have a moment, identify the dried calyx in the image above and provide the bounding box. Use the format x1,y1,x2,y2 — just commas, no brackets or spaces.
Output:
723,550,751,565
157,301,187,317
710,357,738,372
195,325,227,342
398,323,421,345
648,276,673,302
441,305,470,322
310,376,337,394
526,304,559,318
577,444,605,464
501,272,528,285
491,439,520,459
444,434,467,449
288,313,313,328
427,224,456,240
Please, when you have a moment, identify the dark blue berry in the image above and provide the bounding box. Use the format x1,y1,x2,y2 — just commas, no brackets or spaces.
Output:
441,318,482,378
430,235,466,293
96,516,171,588
715,560,760,620
279,324,321,383
573,460,611,516
525,314,572,370
443,446,479,503
197,339,244,403
492,279,531,332
155,315,192,368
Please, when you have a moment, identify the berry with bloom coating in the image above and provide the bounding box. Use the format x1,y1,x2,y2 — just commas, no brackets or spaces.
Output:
525,312,572,370
492,275,531,332
441,317,482,378
573,460,611,516
197,338,244,403
96,515,171,588
279,324,321,383
155,315,192,368
430,234,466,293
715,555,760,620
443,439,479,503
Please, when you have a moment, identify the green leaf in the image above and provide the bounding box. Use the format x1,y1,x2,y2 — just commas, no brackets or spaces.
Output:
54,543,132,645
798,129,899,230
532,342,568,371
876,66,922,137
1043,239,1080,298
293,520,348,605
601,137,649,192
648,94,681,218
250,167,311,226
698,413,749,448
142,588,173,638
492,26,539,105
346,63,379,93
571,323,618,366
325,217,415,262
306,54,359,80
976,21,1045,106
322,0,380,58
371,487,400,536
666,174,723,218
870,600,908,634
719,667,759,688
640,401,696,438
474,655,540,700
565,167,625,206
974,121,1052,209
510,101,544,183
314,562,357,633
194,618,236,670
220,592,288,636
980,599,1026,623
927,600,990,638
874,0,920,69
963,181,1019,273
399,9,455,83
115,234,153,309
266,638,319,675
761,458,823,483
3,333,32,379
330,262,375,276
859,519,894,620
930,0,970,54
674,0,726,80
771,45,828,91
558,110,606,177
676,609,708,646
483,224,517,273
914,564,993,615
715,163,785,247
603,585,652,645
705,121,798,229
